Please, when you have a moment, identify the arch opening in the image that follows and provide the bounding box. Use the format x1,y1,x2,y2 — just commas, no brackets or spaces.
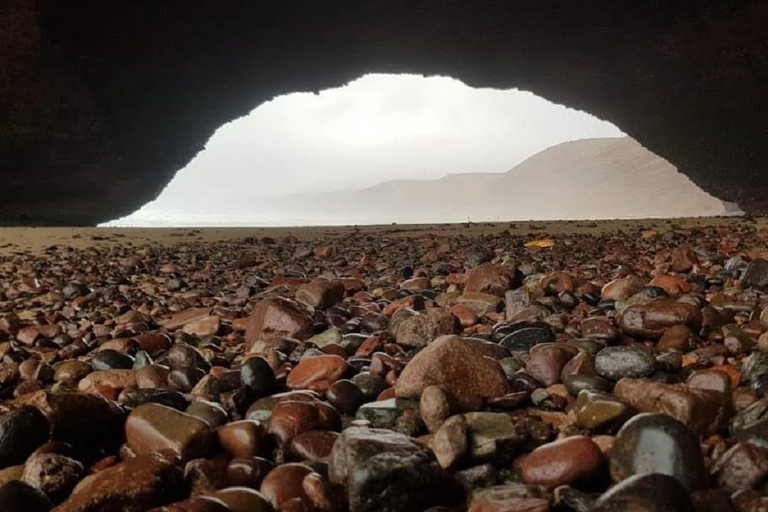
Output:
105,74,732,227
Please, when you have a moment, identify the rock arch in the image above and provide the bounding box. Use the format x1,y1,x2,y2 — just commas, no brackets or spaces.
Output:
2,0,767,224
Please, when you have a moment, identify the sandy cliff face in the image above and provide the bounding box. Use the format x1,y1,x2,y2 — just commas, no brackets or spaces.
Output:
262,138,727,224
2,1,767,224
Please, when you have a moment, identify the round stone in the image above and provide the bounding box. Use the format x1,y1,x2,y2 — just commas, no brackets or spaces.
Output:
610,412,706,492
595,346,657,380
240,357,276,397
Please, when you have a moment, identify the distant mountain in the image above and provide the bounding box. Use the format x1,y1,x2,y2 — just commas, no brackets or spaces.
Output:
262,137,732,224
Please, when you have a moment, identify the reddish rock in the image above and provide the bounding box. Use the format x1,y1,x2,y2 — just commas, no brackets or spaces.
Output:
525,345,575,387
618,300,703,339
295,279,345,309
260,463,315,510
163,308,214,331
125,403,213,462
54,454,183,512
183,316,221,337
520,435,604,488
711,442,768,492
601,275,645,301
465,264,515,297
287,355,348,393
267,400,341,445
648,274,693,297
450,304,479,327
670,247,698,273
468,484,551,512
290,430,339,462
613,378,730,436
216,420,267,458
246,297,314,346
395,335,509,411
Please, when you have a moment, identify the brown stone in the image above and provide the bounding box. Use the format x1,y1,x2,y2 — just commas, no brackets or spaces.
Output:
601,275,645,301
212,487,272,512
267,400,341,445
21,452,84,501
163,308,214,331
670,247,698,273
53,454,183,512
710,442,768,492
465,264,514,297
260,463,314,510
286,355,348,393
420,385,458,433
613,378,730,436
289,430,339,462
246,298,314,346
395,335,509,411
125,403,213,462
617,300,703,339
525,346,574,387
216,420,266,458
520,435,604,488
183,316,221,337
295,279,345,309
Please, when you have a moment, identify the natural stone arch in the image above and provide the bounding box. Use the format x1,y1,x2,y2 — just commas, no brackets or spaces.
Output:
2,0,767,224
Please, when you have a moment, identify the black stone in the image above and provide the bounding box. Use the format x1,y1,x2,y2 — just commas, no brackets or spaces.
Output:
595,346,657,380
240,356,276,397
91,349,135,371
0,407,50,468
499,326,556,353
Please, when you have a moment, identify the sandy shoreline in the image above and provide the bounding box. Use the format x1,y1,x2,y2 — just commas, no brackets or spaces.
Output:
0,216,755,255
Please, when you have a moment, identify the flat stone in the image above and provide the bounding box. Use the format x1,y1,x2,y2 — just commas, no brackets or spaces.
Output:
574,390,632,431
126,403,213,462
520,435,604,488
613,378,730,436
355,398,422,436
245,297,314,347
595,346,657,380
54,454,184,512
287,355,348,393
617,300,702,339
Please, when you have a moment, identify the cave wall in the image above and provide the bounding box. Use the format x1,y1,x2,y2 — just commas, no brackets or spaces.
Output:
1,0,767,225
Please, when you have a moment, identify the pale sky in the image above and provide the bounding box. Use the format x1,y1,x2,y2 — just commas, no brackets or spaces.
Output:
108,74,625,226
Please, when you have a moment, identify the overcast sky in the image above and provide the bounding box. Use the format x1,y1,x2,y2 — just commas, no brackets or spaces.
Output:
109,74,624,225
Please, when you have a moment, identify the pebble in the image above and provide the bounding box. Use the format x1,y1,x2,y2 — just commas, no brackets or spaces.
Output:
329,427,455,512
21,452,83,501
327,379,366,415
617,300,703,339
395,335,509,411
595,346,657,380
55,454,184,512
1,223,767,509
125,403,213,462
286,355,348,393
610,413,706,492
613,378,729,436
216,420,266,458
240,356,276,397
520,435,604,488
0,406,50,467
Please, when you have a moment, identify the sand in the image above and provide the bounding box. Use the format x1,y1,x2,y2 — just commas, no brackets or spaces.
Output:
0,216,756,255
